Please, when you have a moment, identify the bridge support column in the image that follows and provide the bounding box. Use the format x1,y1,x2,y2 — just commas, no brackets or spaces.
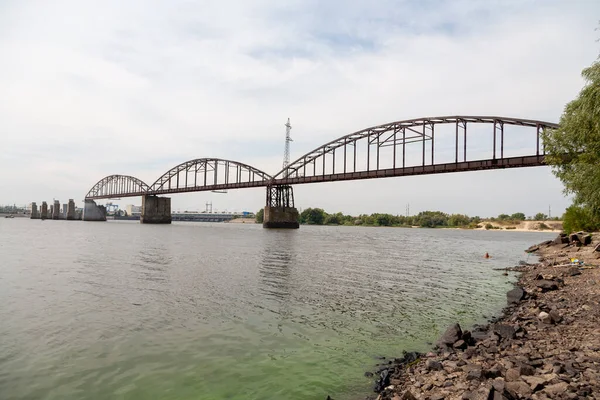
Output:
83,199,107,221
67,199,75,220
40,201,48,220
263,185,299,229
141,195,171,224
53,200,60,220
30,202,39,219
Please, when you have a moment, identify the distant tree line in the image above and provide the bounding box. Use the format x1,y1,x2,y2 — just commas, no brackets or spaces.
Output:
255,208,559,228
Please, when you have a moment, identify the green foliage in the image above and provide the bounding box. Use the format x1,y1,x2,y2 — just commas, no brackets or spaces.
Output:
448,214,471,227
485,223,494,230
534,213,548,221
562,205,600,233
413,211,448,228
300,208,326,225
497,214,510,220
324,212,344,225
255,208,264,223
542,59,600,218
510,212,526,220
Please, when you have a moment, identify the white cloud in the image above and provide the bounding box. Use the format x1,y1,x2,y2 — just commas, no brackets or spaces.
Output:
0,0,598,216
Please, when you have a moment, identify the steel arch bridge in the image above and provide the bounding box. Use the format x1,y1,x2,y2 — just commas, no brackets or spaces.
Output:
84,115,558,200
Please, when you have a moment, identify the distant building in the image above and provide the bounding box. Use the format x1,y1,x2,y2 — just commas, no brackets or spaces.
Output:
125,204,142,216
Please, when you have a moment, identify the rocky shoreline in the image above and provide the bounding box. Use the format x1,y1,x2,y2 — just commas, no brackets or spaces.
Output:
360,232,600,400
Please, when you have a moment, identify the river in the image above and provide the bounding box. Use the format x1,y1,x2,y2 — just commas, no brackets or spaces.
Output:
0,219,554,400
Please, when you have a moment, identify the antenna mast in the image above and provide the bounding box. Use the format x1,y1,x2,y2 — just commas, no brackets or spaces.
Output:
282,118,293,175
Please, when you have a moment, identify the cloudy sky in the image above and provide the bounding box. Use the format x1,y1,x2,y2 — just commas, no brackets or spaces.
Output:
1,0,599,217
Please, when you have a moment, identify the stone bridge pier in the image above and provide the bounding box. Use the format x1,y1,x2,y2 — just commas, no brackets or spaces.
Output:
263,185,299,229
40,201,48,220
83,199,107,221
141,195,171,224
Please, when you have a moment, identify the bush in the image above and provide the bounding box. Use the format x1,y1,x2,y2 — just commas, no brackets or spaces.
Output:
562,205,600,233
505,226,516,230
485,223,494,230
256,208,264,223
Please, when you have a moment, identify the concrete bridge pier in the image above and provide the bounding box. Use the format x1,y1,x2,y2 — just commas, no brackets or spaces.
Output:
30,202,39,219
263,185,299,229
67,199,76,220
53,200,60,220
83,199,107,221
40,202,48,220
140,195,171,224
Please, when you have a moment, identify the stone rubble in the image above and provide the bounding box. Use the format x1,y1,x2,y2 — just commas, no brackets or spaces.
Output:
365,232,600,400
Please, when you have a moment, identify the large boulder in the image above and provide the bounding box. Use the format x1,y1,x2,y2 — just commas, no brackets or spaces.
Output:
506,287,525,304
580,234,592,245
553,233,569,245
438,323,462,346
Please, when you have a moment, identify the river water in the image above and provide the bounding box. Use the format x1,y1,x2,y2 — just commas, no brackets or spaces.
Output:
0,219,553,400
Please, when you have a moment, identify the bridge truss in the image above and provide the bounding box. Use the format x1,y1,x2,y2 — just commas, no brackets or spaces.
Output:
272,116,558,184
84,116,558,200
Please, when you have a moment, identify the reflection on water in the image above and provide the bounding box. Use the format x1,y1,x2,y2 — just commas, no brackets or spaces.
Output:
0,220,554,400
259,232,295,301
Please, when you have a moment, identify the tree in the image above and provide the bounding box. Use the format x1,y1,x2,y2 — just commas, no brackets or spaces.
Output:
324,212,343,225
448,214,470,227
510,212,526,221
542,59,600,222
256,208,264,223
562,205,600,233
497,214,510,220
534,213,547,221
300,208,326,225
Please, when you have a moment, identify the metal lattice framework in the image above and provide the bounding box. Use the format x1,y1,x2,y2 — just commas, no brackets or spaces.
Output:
84,116,559,200
273,116,558,184
148,158,272,194
85,175,150,200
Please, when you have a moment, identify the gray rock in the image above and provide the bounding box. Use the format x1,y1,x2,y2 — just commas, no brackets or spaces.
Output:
569,233,580,243
522,375,546,391
492,377,506,392
536,280,559,292
453,340,467,350
505,368,521,382
400,390,417,400
493,324,517,340
466,368,483,381
507,287,525,304
539,311,552,324
564,267,581,276
506,381,533,397
549,310,563,323
426,360,443,371
579,233,592,245
544,382,568,396
438,323,462,345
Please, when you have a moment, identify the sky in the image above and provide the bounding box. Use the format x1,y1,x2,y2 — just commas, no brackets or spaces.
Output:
1,0,599,217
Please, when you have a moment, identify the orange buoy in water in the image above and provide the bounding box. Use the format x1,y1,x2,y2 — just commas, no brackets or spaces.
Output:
484,252,491,259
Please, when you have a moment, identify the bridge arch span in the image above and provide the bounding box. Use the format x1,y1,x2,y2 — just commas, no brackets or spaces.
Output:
273,115,559,181
148,158,273,194
85,175,150,200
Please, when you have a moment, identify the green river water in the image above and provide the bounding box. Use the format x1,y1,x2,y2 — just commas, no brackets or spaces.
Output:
0,219,553,399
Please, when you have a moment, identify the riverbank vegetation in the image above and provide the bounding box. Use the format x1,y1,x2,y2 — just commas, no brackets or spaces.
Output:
543,56,600,233
255,207,559,229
